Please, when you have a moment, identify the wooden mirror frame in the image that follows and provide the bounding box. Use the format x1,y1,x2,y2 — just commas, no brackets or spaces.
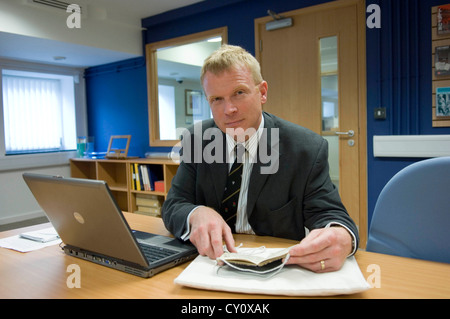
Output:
146,27,228,147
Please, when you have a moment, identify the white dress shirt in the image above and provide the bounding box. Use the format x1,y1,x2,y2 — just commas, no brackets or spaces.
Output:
223,116,264,234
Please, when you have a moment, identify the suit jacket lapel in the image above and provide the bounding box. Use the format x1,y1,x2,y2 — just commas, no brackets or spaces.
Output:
247,113,281,219
209,161,227,209
206,128,228,209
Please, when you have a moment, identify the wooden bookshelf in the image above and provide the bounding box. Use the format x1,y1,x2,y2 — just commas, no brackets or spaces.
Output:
70,158,179,216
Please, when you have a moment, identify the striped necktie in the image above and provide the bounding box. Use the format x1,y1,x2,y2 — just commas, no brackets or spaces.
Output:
220,144,245,232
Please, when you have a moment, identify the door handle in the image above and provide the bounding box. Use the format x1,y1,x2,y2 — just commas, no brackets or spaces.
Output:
335,130,354,137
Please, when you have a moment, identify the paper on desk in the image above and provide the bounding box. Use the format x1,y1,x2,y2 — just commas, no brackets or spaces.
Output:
20,227,60,243
0,227,62,253
175,247,371,296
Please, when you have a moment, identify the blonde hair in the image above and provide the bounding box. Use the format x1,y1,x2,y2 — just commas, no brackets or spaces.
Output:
200,44,263,86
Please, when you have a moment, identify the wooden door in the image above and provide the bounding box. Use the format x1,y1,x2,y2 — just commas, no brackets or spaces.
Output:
255,0,367,246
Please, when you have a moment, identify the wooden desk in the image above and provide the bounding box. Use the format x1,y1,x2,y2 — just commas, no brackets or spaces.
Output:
1,213,449,299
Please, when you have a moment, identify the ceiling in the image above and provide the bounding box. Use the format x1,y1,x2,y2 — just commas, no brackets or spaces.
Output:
81,0,205,25
0,31,137,68
0,0,205,68
95,0,204,20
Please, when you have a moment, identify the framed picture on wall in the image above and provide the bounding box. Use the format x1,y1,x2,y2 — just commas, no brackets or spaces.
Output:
185,89,203,116
432,5,450,127
435,45,450,76
436,87,450,117
437,4,450,34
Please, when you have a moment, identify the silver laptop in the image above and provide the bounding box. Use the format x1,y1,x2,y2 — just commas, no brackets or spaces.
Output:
23,173,198,278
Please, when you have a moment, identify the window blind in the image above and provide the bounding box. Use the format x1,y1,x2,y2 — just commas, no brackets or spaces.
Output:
2,75,63,154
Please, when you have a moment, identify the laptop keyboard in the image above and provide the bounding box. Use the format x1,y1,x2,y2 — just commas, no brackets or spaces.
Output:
140,244,178,263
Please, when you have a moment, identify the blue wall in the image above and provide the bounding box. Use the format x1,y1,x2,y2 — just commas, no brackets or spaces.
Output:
366,0,450,223
85,57,167,156
85,0,450,226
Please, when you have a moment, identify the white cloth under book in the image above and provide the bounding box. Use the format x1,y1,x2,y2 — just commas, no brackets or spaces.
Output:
174,247,371,297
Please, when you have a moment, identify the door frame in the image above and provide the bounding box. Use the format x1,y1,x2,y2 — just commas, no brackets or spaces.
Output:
254,0,368,247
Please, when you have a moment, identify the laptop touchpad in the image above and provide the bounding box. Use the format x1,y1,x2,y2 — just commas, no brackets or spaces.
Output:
133,230,158,242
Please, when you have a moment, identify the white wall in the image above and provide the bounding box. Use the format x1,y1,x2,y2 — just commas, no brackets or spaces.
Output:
0,164,70,225
0,56,86,226
0,1,145,226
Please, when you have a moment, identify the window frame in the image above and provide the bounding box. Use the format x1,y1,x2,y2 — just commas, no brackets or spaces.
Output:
0,58,87,171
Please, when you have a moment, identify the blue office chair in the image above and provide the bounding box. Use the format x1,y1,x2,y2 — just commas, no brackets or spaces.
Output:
366,157,450,264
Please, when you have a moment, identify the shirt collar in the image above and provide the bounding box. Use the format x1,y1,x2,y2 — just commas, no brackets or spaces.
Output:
225,114,264,164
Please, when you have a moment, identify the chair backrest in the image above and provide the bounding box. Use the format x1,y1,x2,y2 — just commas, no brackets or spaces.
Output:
366,157,450,264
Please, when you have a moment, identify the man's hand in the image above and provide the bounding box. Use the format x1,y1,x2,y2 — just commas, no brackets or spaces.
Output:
285,226,353,273
188,206,237,259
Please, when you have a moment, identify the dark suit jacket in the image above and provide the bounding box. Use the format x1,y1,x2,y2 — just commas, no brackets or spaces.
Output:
162,112,359,246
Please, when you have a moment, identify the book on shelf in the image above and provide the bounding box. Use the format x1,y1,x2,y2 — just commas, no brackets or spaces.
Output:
135,193,162,207
137,205,160,213
134,208,161,217
134,193,163,217
135,206,161,217
130,163,162,191
131,163,140,191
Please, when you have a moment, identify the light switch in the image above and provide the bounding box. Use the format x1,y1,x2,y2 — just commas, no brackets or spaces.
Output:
374,107,386,120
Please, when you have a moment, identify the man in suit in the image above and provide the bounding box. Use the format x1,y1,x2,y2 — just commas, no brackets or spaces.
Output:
162,44,358,273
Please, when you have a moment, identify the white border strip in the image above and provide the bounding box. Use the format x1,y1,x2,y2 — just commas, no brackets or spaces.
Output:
373,135,450,157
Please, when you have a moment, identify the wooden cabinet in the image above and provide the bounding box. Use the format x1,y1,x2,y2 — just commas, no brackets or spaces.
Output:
70,158,179,215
